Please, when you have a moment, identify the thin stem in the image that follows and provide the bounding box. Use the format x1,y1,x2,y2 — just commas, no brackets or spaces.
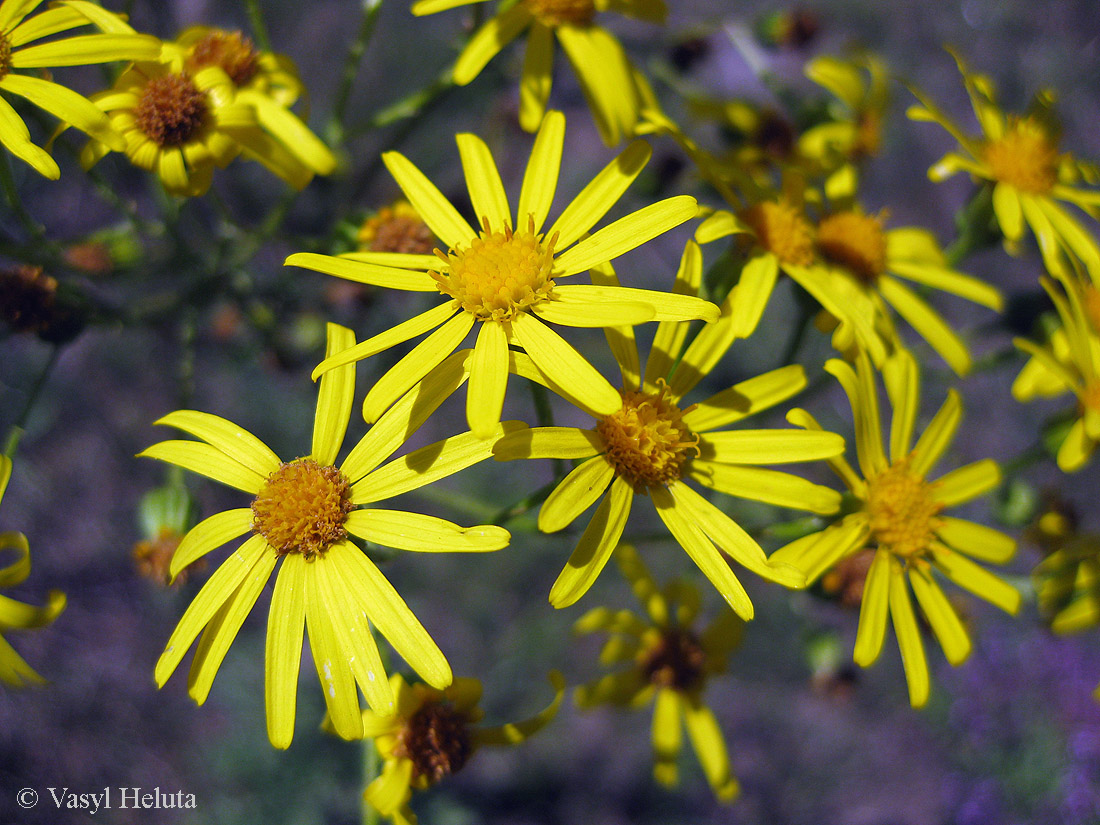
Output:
4,345,60,459
490,478,558,527
328,0,386,147
0,152,45,241
242,0,272,52
361,737,381,825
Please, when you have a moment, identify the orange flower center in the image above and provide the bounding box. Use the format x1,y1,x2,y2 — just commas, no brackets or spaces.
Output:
523,0,595,27
983,117,1059,194
135,73,208,147
186,30,259,86
866,458,943,558
0,31,11,81
433,218,557,322
1083,286,1100,335
639,627,707,692
251,459,354,559
739,200,815,267
395,700,472,784
596,381,699,490
817,210,888,283
358,201,435,255
1083,381,1100,415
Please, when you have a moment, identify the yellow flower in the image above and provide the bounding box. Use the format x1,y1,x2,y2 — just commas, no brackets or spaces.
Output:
799,54,890,167
814,204,1003,375
140,324,515,748
412,0,664,145
772,349,1021,707
574,544,741,802
1012,275,1100,472
0,0,159,178
0,456,66,686
358,200,436,255
908,52,1100,279
288,111,709,439
493,240,844,614
359,670,564,825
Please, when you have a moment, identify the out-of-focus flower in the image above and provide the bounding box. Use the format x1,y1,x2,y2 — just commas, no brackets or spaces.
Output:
755,8,820,50
908,52,1100,279
814,202,1003,375
288,111,707,439
493,240,841,614
412,0,665,145
0,456,66,686
801,55,888,163
1013,276,1100,472
0,0,159,177
574,544,741,802
358,671,564,825
141,324,514,748
773,349,1020,707
132,483,203,587
0,263,86,343
358,201,436,255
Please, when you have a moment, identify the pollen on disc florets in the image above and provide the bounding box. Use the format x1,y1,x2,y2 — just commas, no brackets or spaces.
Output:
597,381,699,490
395,700,473,785
984,116,1059,194
358,201,435,255
866,457,943,559
251,459,354,559
135,73,209,147
739,200,816,267
523,0,595,27
434,217,557,322
0,31,11,81
186,30,260,86
817,210,888,283
639,627,707,693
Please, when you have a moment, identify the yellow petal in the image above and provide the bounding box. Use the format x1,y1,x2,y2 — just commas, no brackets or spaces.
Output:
1,73,120,149
517,108,563,232
910,389,962,478
883,349,920,463
683,364,807,433
644,240,703,388
930,542,1021,615
538,456,616,532
170,509,253,580
909,565,971,665
932,459,1000,507
531,293,654,327
451,3,532,85
153,410,280,477
518,25,555,136
311,324,356,465
492,425,603,461
825,355,887,478
879,276,972,375
346,509,509,552
552,284,718,322
265,554,307,749
412,0,488,14
467,319,510,439
889,558,930,708
549,476,633,607
0,94,58,177
304,564,364,741
698,429,845,464
382,150,474,249
731,252,779,338
457,131,511,229
554,195,698,276
853,549,891,666
688,461,841,515
992,182,1023,241
935,517,1016,564
138,440,266,494
683,696,739,802
555,23,637,146
286,252,439,292
651,687,682,784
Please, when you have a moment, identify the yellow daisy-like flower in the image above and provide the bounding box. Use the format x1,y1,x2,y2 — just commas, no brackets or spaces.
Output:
1012,275,1100,472
0,456,66,686
140,324,516,748
772,349,1021,707
413,0,665,145
799,53,890,168
358,670,564,825
908,52,1100,279
0,0,159,178
695,195,884,356
574,544,741,802
814,204,1003,375
288,111,709,439
493,240,844,614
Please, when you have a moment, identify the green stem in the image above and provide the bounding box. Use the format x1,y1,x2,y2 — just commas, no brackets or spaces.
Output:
328,0,386,147
361,738,381,825
242,0,272,52
3,345,60,459
944,184,998,267
490,478,558,527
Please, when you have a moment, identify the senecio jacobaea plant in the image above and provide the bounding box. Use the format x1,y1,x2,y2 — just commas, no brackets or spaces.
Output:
3,1,1100,822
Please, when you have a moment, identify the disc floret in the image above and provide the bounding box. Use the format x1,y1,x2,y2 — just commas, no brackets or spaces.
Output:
817,210,888,283
135,73,209,147
865,457,943,559
740,200,815,267
597,381,699,490
523,0,596,27
251,459,354,559
983,116,1059,194
394,700,473,784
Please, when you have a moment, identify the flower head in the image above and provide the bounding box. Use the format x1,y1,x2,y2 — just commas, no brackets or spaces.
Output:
413,0,665,144
574,544,741,802
493,240,844,614
288,111,709,439
772,349,1021,706
140,325,515,747
358,671,564,825
0,456,66,686
908,52,1100,279
1012,276,1100,472
0,0,159,177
